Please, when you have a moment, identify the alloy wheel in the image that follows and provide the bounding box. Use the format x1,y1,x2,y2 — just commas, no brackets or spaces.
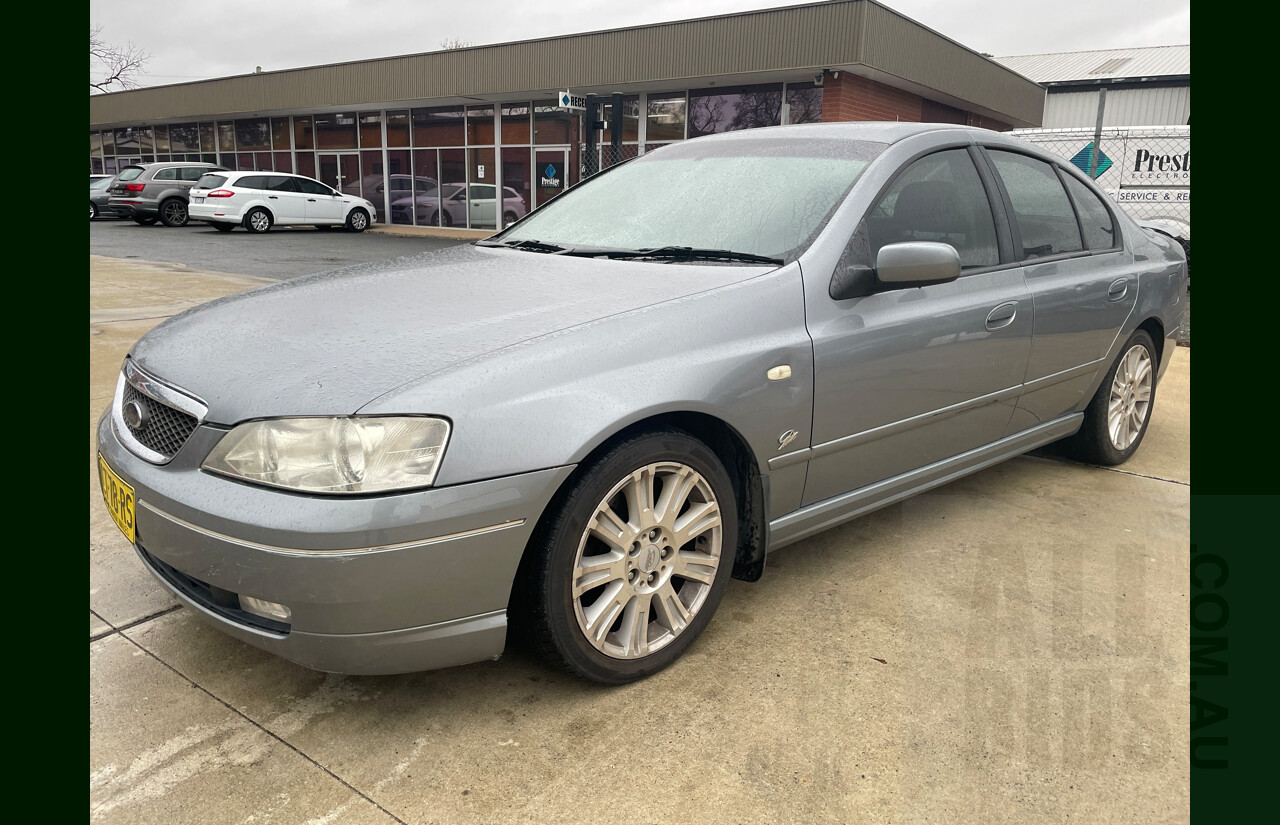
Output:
1107,344,1153,450
571,462,722,660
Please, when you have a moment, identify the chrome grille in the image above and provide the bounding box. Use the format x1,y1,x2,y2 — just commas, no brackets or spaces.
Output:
121,382,199,459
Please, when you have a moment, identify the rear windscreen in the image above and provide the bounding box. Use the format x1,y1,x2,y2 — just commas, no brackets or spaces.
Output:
195,174,227,189
116,167,145,182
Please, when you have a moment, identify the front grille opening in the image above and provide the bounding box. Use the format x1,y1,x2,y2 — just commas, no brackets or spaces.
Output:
122,383,198,459
139,546,290,636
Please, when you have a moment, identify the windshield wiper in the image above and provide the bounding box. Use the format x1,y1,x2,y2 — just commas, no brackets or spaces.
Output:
597,246,783,265
476,238,566,253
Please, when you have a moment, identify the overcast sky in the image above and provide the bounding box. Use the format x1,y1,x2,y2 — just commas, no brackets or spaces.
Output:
90,0,1191,90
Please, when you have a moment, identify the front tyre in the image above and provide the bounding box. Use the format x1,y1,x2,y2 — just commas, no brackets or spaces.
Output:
90,202,98,220
526,431,737,684
346,208,370,232
1061,329,1157,465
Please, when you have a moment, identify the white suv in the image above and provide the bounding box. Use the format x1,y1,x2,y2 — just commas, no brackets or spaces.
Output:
188,171,378,233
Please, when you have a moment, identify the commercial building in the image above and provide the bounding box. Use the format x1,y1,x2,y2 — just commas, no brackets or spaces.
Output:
996,45,1190,129
89,0,1043,231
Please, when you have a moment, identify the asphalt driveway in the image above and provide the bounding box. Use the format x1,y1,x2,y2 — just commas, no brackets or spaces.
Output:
90,254,1190,824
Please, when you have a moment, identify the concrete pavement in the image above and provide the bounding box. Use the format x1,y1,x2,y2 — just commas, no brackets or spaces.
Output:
90,255,1190,824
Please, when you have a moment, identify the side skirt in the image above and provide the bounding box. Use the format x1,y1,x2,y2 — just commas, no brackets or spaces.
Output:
766,414,1083,552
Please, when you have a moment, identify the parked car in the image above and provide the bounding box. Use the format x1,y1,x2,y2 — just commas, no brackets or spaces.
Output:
106,161,227,226
188,171,378,233
390,183,527,228
96,123,1187,684
90,176,115,220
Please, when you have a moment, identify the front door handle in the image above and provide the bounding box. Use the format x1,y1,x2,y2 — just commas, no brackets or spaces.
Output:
986,301,1018,331
1108,278,1129,301
268,195,278,200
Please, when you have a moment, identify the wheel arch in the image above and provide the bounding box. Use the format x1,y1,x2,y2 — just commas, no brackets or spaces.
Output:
244,205,275,228
509,410,769,622
1137,316,1165,370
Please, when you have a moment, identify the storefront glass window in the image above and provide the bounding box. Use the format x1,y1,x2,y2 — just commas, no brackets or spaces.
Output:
294,117,314,150
467,105,495,145
386,111,411,147
235,119,271,151
272,118,291,150
199,123,216,152
359,112,383,148
533,100,574,145
687,84,782,138
217,123,236,152
501,104,531,145
646,94,687,142
315,113,358,150
412,107,464,147
785,85,824,124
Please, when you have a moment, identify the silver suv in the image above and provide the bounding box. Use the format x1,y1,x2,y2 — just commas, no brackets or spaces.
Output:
106,161,228,227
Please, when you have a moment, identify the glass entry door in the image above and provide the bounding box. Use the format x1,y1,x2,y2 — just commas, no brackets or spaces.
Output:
318,153,360,197
534,148,570,209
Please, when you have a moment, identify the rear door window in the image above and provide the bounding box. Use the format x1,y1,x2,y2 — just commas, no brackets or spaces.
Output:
237,176,268,190
265,176,299,192
153,168,179,181
987,150,1084,259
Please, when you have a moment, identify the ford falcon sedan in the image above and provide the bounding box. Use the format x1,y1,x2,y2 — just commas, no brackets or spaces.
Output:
96,123,1187,684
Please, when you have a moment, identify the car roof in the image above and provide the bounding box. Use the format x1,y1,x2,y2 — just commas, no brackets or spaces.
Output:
692,121,1002,145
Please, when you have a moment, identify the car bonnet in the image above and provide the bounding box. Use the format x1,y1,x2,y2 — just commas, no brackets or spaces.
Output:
127,243,772,424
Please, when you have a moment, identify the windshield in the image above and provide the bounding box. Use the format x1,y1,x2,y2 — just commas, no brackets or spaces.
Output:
499,137,883,261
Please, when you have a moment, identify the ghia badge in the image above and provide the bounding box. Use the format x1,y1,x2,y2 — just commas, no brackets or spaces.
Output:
778,429,799,451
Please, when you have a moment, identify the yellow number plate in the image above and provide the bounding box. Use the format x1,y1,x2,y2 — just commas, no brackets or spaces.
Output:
98,455,136,543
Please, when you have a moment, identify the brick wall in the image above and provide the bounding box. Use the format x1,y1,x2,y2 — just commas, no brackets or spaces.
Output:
819,73,1011,131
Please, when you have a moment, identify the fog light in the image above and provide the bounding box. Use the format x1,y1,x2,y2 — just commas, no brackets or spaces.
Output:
240,595,291,623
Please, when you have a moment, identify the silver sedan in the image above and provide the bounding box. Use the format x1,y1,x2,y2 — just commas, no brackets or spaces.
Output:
96,123,1187,684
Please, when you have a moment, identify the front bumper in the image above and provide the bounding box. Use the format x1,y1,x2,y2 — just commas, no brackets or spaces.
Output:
97,408,574,674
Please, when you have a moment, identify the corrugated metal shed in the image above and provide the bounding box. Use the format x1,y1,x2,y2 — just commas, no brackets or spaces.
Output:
1042,86,1190,127
996,45,1190,85
90,0,1044,129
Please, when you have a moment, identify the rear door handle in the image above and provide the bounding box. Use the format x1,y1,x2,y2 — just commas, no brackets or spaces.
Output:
1108,278,1129,301
268,195,278,199
307,198,317,202
986,301,1018,331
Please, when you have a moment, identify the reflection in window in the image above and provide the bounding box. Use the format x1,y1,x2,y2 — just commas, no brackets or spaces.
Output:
315,113,358,150
533,101,574,145
386,111,410,147
272,118,291,150
687,84,782,138
154,125,169,154
102,130,116,155
467,105,495,145
293,117,314,150
90,132,103,157
199,123,216,152
785,86,823,124
412,107,464,147
137,126,154,155
217,123,236,152
1061,173,1116,250
235,119,271,151
646,95,686,141
359,112,383,148
170,123,199,153
114,128,140,154
502,103,531,145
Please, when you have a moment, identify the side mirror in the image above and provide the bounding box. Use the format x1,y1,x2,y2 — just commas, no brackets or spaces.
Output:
875,242,960,286
828,242,961,301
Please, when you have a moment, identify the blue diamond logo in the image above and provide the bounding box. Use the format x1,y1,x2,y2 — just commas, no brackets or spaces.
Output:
1069,143,1113,177
544,163,558,179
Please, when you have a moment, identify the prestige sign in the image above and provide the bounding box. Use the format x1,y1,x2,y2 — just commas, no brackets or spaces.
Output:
1124,140,1191,186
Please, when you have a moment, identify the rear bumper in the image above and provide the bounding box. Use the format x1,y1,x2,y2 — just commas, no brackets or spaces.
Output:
107,197,159,219
189,202,244,224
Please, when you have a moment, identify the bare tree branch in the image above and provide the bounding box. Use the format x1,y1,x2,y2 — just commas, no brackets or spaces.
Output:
91,25,150,93
438,36,475,50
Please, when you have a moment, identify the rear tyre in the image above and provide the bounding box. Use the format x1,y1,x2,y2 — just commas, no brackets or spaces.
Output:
133,216,158,226
211,222,234,232
503,210,519,228
159,198,189,227
90,203,98,220
522,430,737,684
1059,329,1157,466
244,208,272,234
345,208,370,232
440,210,453,228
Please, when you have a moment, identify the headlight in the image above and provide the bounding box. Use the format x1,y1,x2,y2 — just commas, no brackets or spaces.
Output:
202,416,450,494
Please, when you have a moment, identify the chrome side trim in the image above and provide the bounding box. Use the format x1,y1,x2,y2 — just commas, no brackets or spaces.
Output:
137,500,526,556
112,360,210,465
1019,358,1104,393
